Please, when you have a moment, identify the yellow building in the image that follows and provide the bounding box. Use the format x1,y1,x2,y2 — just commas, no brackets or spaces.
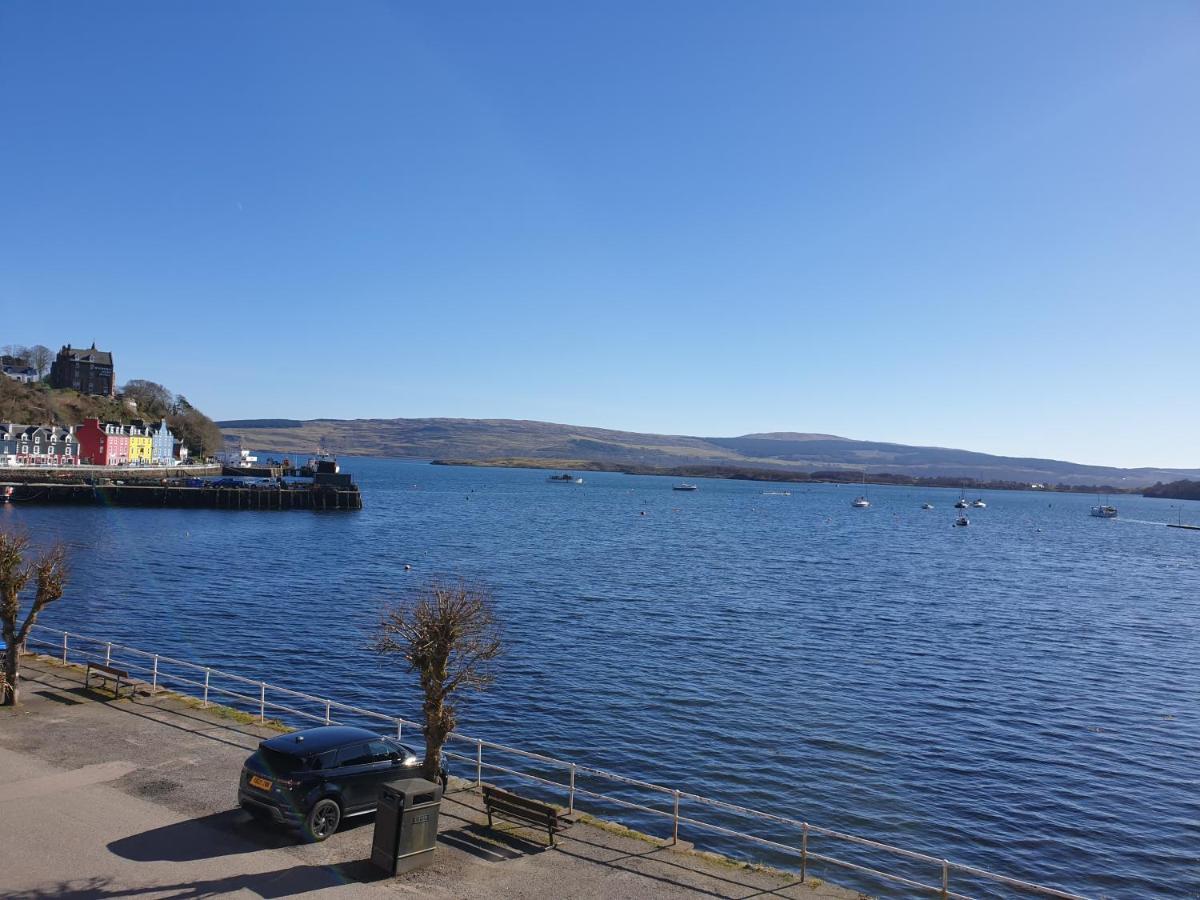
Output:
128,424,153,464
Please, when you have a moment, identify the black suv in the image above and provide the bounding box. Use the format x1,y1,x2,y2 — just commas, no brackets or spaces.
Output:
238,725,447,841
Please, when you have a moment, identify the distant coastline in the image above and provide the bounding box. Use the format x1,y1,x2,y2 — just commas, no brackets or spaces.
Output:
431,457,1144,495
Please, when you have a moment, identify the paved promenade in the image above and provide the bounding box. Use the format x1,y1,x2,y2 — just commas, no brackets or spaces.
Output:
0,657,860,899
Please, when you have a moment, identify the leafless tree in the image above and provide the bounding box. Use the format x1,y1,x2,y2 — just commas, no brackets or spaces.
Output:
0,530,68,706
26,344,53,378
372,580,502,784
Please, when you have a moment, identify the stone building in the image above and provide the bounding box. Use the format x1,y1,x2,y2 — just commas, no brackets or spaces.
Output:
49,343,115,396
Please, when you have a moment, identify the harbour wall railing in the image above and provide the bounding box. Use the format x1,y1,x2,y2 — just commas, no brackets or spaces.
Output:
24,625,1086,900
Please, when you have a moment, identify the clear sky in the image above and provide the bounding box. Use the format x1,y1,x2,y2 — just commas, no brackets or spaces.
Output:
2,2,1197,468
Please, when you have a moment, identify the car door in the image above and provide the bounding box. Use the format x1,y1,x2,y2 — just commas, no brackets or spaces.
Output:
336,739,396,812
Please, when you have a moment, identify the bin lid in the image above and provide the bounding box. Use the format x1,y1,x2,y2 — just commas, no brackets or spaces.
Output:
381,776,442,804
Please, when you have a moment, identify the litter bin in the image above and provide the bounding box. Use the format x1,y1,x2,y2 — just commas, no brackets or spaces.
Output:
371,777,442,875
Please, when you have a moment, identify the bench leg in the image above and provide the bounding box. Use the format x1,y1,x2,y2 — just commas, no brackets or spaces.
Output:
548,826,555,847
486,808,493,830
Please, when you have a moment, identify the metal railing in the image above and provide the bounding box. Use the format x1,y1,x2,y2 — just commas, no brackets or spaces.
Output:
24,625,1086,900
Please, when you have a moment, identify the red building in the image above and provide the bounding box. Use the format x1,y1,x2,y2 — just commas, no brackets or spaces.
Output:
76,418,130,465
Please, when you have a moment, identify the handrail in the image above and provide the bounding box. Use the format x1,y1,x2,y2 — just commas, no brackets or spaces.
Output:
23,624,1087,900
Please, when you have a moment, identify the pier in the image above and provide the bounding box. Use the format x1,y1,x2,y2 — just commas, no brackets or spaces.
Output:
2,478,362,511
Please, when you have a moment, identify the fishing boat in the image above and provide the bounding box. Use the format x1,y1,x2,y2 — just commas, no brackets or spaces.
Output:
1090,504,1118,518
972,498,987,508
547,473,584,484
955,512,970,527
954,487,969,509
673,483,698,491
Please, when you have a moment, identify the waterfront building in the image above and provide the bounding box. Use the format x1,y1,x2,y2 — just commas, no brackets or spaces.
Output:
49,343,115,397
149,418,176,464
128,420,154,465
76,418,131,466
0,423,21,466
0,425,80,466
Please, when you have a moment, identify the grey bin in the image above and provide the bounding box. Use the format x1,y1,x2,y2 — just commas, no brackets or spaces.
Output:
370,777,443,875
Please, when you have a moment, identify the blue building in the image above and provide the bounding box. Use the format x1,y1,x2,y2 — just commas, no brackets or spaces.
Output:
149,418,176,464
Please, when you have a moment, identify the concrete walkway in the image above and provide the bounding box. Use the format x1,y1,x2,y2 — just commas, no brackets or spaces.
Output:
0,657,862,900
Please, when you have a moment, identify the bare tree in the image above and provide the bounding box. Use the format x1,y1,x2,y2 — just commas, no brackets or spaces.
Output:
372,580,502,784
26,344,53,378
0,530,68,706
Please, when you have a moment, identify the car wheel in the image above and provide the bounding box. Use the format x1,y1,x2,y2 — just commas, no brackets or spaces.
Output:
304,798,341,842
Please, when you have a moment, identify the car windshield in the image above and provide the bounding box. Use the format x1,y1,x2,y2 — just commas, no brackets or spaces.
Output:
257,747,318,774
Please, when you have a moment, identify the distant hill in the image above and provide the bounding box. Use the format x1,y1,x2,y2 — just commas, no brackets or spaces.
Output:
217,416,1200,488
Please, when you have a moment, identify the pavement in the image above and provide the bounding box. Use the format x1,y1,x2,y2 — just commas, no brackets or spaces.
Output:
0,656,862,900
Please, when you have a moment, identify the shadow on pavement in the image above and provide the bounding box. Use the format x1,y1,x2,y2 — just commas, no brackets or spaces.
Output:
0,861,391,899
107,810,298,862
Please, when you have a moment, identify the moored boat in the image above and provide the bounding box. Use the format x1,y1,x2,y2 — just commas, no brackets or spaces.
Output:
1090,505,1118,518
547,473,584,484
673,483,698,491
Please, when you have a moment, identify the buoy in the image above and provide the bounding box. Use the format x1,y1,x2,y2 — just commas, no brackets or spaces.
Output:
404,564,412,571
640,511,646,516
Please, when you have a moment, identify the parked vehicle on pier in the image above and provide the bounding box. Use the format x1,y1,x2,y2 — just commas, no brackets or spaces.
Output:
238,725,447,841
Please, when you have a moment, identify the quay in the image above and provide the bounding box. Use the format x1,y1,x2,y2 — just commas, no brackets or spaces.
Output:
0,463,220,483
0,655,856,900
2,478,362,511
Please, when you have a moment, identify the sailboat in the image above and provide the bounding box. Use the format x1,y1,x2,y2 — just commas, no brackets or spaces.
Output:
1090,494,1117,518
954,484,969,509
851,471,870,508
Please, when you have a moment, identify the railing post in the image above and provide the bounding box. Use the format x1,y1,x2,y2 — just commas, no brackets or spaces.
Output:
396,719,402,739
62,632,68,664
568,764,576,815
259,681,266,722
941,859,950,899
203,668,210,707
801,822,809,882
672,789,681,845
475,740,483,788
151,655,159,693
105,642,112,666
324,700,331,725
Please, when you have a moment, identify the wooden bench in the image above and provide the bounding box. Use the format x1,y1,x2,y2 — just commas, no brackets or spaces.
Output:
482,786,566,847
85,662,134,699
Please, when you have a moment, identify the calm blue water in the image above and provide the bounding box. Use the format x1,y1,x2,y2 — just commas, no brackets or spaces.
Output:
6,459,1198,897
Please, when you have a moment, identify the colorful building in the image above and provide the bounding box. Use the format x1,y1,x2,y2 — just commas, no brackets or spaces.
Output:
76,418,130,466
149,418,176,464
128,420,153,464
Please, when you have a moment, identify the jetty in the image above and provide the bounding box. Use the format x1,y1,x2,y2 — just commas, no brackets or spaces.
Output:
3,479,361,510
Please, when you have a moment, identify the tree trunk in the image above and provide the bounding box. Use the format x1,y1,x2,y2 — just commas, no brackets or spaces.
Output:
422,703,451,784
2,641,18,706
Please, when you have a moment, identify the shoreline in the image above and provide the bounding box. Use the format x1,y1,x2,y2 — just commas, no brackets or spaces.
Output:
430,457,1144,495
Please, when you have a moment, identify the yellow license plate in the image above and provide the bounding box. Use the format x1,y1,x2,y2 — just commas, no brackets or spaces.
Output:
249,775,272,791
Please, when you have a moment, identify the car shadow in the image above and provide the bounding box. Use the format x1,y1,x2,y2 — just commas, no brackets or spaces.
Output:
107,810,299,862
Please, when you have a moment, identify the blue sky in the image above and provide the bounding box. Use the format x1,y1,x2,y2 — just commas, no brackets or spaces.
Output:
2,2,1197,468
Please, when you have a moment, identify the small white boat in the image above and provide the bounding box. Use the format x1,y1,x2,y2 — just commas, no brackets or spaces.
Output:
851,470,870,507
761,490,792,496
1090,505,1117,518
673,483,698,491
547,473,583,484
921,502,933,510
972,499,986,508
955,513,970,527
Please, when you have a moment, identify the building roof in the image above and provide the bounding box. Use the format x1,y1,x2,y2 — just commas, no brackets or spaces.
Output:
59,343,113,366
